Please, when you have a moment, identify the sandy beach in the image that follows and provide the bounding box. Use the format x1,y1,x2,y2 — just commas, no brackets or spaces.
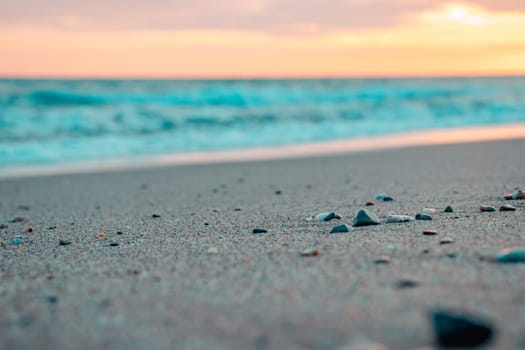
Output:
1,138,525,350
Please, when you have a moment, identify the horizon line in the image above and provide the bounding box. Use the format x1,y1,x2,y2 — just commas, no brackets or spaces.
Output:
1,72,525,81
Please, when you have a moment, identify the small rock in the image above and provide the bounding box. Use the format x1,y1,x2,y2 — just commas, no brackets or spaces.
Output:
496,247,525,263
499,204,516,212
116,231,123,235
252,228,268,234
447,252,458,258
330,224,350,233
316,212,342,221
422,229,438,236
353,209,381,227
109,242,119,247
17,205,30,210
98,233,105,239
300,247,320,257
59,239,71,246
386,214,415,223
444,206,454,213
396,279,419,288
0,224,7,229
431,309,494,347
234,208,242,211
151,214,161,218
440,237,455,245
11,235,24,245
9,217,27,223
374,256,391,264
376,193,393,201
479,206,496,212
415,213,432,220
23,227,33,233
47,296,58,304
365,202,375,206
207,247,219,254
275,190,282,195
504,189,525,200
422,208,437,215
48,226,56,230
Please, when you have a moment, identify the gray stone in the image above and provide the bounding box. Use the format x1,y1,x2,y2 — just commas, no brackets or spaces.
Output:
415,213,432,220
316,212,342,221
499,204,516,211
376,193,393,201
353,209,381,227
330,224,350,233
252,228,268,234
444,206,454,213
479,205,496,212
386,214,415,223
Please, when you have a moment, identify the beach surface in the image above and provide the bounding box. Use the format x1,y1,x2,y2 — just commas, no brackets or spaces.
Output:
1,138,525,350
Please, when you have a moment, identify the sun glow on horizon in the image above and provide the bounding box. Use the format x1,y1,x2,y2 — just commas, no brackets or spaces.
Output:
1,1,525,78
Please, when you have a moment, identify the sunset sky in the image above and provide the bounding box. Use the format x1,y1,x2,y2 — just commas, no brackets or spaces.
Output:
1,0,525,78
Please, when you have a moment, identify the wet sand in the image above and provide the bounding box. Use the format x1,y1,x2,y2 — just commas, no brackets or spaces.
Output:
1,138,525,350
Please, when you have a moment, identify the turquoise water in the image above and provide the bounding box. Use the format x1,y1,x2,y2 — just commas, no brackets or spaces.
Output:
1,77,525,167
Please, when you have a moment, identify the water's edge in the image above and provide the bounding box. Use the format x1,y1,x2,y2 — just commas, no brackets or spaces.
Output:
2,123,525,180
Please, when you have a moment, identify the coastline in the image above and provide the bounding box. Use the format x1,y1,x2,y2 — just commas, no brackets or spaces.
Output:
2,122,525,180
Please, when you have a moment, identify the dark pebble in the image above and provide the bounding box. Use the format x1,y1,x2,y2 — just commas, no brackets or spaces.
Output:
499,204,516,212
444,206,454,213
59,239,71,246
0,224,7,230
109,242,119,247
396,279,419,289
47,296,58,304
353,208,381,227
422,229,438,236
204,223,209,226
234,208,242,211
48,226,56,230
330,224,350,233
252,228,268,234
152,214,161,218
479,206,495,212
116,231,123,235
431,309,494,347
447,253,458,258
440,237,455,245
17,205,30,210
23,227,33,233
374,256,391,264
9,217,27,223
365,202,375,206
275,190,282,195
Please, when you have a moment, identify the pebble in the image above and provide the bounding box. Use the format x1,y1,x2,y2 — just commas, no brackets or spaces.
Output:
109,242,119,247
98,233,105,239
116,231,123,235
396,279,419,288
59,239,72,246
23,227,33,233
422,229,438,236
11,235,24,245
444,206,454,213
17,205,30,210
440,237,455,245
151,214,161,218
330,224,350,233
353,209,381,227
9,217,27,223
0,224,7,229
422,208,437,215
374,256,391,264
376,193,393,201
365,202,375,206
47,296,58,304
415,213,432,220
275,190,282,195
504,189,525,200
316,212,342,221
431,309,494,347
386,214,415,223
252,228,268,234
48,226,56,230
479,206,496,212
207,247,219,254
300,247,320,257
496,247,525,263
499,204,516,211
234,208,242,211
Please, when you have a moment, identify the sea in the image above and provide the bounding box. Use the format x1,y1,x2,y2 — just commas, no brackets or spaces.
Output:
1,77,525,170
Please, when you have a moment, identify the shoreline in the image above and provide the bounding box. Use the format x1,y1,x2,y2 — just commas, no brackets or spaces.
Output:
2,122,525,180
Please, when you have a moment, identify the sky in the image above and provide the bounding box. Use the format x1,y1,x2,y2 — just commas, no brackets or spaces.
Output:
1,0,525,78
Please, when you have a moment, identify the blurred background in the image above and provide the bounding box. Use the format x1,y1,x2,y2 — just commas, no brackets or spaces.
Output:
1,1,525,169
